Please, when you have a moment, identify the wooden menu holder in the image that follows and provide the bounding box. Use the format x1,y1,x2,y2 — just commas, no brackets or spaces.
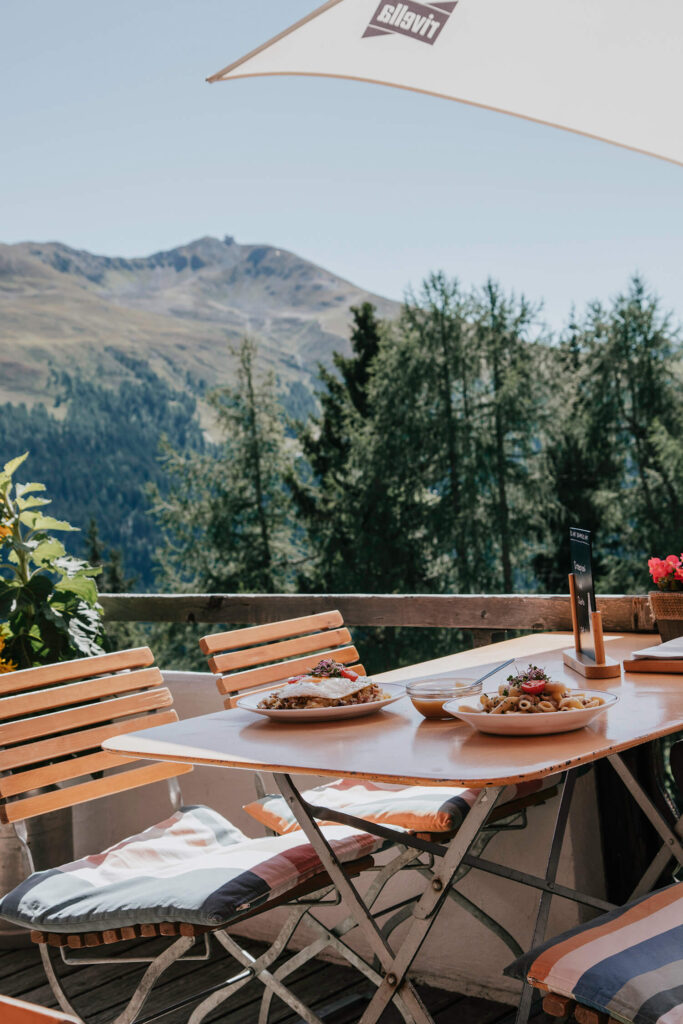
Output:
563,573,621,679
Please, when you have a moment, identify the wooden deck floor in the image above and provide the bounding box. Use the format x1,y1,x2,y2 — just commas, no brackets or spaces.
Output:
0,938,553,1024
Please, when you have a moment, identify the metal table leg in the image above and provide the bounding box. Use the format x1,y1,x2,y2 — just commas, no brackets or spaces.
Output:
276,773,502,1024
359,788,502,1024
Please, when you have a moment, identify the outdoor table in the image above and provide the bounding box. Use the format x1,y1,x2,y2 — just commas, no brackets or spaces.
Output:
104,632,683,1024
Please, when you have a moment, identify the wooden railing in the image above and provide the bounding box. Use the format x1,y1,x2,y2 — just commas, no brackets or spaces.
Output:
100,593,656,646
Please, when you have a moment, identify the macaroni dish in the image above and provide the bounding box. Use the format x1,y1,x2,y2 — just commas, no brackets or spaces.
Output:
459,664,606,715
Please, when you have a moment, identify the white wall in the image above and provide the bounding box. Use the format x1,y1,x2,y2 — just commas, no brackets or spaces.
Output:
73,671,606,1003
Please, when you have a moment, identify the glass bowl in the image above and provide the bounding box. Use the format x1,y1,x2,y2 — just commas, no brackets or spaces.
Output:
406,677,483,720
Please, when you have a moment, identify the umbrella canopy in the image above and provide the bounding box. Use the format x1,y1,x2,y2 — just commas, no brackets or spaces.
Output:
209,0,683,166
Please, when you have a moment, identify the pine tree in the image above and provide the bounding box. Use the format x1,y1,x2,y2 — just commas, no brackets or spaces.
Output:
295,276,548,601
87,518,136,592
86,518,102,567
151,338,304,596
354,314,455,593
532,323,609,592
293,303,384,590
86,516,141,650
147,339,305,669
472,280,546,593
292,296,464,669
399,272,480,592
572,278,682,588
534,277,683,592
104,549,136,593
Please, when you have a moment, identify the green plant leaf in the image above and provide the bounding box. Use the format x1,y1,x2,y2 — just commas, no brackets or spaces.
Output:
0,466,104,667
16,482,47,497
54,575,99,604
0,584,18,617
20,512,77,533
25,574,54,599
32,538,66,564
16,496,51,511
53,555,96,576
42,603,67,627
2,453,28,477
67,616,105,658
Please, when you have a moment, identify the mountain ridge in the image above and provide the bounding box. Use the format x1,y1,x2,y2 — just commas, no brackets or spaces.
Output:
0,235,399,406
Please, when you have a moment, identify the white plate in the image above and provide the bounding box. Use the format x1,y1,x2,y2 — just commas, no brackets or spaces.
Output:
443,689,618,735
237,682,405,722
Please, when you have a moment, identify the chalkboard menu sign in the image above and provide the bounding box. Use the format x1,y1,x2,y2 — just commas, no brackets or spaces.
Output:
569,526,596,661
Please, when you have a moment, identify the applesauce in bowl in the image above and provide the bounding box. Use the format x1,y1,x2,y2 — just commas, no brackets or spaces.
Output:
406,678,482,720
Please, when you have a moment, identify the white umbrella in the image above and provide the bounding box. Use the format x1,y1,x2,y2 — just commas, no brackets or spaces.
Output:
209,0,683,166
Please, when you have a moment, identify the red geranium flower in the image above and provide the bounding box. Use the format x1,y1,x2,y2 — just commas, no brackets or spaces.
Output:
648,553,683,592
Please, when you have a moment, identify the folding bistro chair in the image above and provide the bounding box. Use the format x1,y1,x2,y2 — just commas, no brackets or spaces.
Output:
0,994,79,1024
506,881,683,1024
199,612,425,1019
199,610,572,1005
505,726,683,1024
0,647,386,1024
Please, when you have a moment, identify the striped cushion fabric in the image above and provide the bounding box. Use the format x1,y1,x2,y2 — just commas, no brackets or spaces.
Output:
243,775,561,836
506,883,683,1024
0,805,382,934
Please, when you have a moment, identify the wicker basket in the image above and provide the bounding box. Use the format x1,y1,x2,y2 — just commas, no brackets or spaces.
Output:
648,591,683,641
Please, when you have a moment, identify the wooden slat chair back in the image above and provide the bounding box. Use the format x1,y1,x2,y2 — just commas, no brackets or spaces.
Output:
199,610,366,709
0,994,80,1024
0,647,191,825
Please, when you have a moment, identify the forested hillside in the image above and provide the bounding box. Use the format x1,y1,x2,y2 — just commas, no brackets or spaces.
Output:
0,353,205,586
145,276,683,669
2,272,681,672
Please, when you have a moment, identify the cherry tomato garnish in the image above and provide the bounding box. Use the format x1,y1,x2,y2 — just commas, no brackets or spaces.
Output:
340,667,359,681
521,680,546,695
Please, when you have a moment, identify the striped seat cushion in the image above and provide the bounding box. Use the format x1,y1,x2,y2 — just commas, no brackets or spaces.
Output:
243,775,561,836
0,805,382,934
505,883,683,1024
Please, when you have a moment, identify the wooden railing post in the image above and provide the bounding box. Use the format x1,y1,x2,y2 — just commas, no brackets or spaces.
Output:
470,630,496,648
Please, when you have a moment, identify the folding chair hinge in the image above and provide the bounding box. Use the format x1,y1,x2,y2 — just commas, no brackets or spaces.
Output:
411,878,447,920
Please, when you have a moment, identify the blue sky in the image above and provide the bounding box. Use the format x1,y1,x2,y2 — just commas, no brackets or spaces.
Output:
2,0,683,329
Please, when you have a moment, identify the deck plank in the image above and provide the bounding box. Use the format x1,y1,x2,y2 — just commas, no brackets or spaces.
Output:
0,945,62,979
0,940,531,1023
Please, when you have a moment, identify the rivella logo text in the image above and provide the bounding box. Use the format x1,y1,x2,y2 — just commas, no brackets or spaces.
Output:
363,2,458,44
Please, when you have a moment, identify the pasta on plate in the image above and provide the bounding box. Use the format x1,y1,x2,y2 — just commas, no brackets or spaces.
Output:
458,664,606,715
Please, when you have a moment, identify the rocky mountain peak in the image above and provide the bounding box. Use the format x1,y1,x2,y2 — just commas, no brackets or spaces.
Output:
0,235,399,407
